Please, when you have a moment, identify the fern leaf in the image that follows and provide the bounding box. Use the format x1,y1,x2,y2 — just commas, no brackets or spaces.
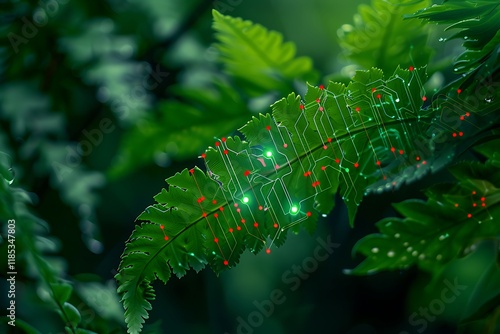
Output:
116,66,451,332
212,10,317,95
410,0,500,90
347,142,500,275
338,0,432,73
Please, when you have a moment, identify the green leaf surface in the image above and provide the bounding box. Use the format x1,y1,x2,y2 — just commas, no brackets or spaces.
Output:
212,10,317,95
338,0,432,73
348,153,500,275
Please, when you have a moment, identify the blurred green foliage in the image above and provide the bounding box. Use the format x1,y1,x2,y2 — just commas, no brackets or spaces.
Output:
0,0,499,333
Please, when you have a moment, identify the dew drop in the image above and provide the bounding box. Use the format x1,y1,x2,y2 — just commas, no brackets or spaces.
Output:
412,251,418,257
418,254,425,260
394,233,400,239
436,254,442,261
372,247,379,254
387,251,395,257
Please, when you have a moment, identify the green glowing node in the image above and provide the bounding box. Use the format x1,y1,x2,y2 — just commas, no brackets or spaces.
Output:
291,205,299,214
345,168,350,173
266,151,273,157
243,196,249,204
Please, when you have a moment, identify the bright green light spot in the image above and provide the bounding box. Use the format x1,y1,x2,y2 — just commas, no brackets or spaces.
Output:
291,205,299,214
345,168,350,173
243,196,249,204
266,151,273,157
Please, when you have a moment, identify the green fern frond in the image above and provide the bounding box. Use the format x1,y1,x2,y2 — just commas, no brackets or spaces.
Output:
116,66,454,332
410,0,500,90
347,138,500,275
338,0,432,73
212,10,317,95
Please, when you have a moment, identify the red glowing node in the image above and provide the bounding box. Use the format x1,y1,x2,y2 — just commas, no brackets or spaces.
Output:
214,213,219,218
482,203,486,207
422,96,427,102
355,107,360,112
327,138,332,142
319,84,325,90
266,249,271,254
319,107,324,112
201,153,206,159
460,116,465,121
190,169,195,174
459,132,463,137
300,104,304,110
273,223,278,228
212,200,217,204
275,164,280,169
399,150,404,155
234,203,238,207
454,203,459,207
224,149,228,154
354,162,359,168
467,213,472,219
266,125,271,131
452,133,457,138
422,161,427,165
316,98,320,103
372,88,377,93
219,207,224,211
457,88,462,94
244,170,251,176
160,224,164,230
472,191,477,195
322,166,326,171
259,205,263,210
197,198,202,203
222,137,226,142
237,226,241,231
376,160,381,166
473,203,477,207
214,238,219,243
164,236,169,241
229,228,233,233
306,212,312,217
236,208,241,213
323,145,328,150
465,112,470,117
409,66,415,71
254,222,258,228
202,213,207,217
283,143,288,148
223,260,229,266
377,94,381,99
335,158,340,164
215,142,220,147
241,219,245,223
391,147,396,153
481,197,486,202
